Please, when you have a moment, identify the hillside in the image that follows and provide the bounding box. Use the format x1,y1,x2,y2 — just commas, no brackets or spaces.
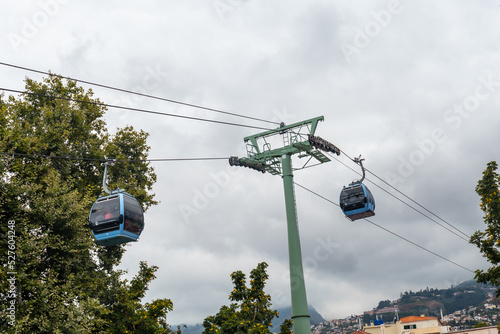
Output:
312,281,500,334
364,280,497,323
182,280,498,333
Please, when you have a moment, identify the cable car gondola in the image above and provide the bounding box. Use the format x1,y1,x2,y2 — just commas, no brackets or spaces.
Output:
339,156,376,221
89,192,144,246
88,158,144,246
340,182,375,221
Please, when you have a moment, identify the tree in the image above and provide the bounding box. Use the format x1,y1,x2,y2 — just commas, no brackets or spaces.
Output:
377,300,391,309
279,319,293,334
202,262,292,334
470,161,500,295
0,75,175,333
473,322,489,328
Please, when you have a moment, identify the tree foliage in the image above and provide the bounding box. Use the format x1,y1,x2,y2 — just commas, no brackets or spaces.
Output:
470,161,500,295
202,262,292,334
473,322,489,328
376,300,391,309
0,75,175,333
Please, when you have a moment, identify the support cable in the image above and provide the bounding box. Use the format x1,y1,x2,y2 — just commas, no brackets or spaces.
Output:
0,88,271,131
1,70,470,242
364,167,471,239
294,182,475,273
0,152,229,163
0,61,280,126
3,148,475,273
338,149,470,239
328,152,471,242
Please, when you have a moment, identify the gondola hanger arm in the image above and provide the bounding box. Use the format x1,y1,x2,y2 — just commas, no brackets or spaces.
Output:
102,157,122,195
352,155,366,184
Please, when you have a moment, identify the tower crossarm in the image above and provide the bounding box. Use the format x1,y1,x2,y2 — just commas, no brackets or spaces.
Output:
243,116,324,156
233,116,338,175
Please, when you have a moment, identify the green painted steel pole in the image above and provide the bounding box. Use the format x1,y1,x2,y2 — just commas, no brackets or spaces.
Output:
281,153,311,334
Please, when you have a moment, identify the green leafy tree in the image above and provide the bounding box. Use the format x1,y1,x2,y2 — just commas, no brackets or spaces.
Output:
377,300,391,309
0,75,175,333
470,161,500,295
202,262,292,334
473,322,489,328
279,319,293,334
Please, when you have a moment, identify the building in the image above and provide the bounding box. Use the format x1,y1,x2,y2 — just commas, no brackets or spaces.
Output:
351,331,372,334
399,315,450,334
452,326,498,334
363,315,451,334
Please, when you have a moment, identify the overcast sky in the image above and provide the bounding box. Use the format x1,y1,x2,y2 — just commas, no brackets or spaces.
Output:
2,0,500,326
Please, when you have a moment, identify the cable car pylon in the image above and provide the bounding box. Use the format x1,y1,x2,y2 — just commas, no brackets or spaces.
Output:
230,116,340,334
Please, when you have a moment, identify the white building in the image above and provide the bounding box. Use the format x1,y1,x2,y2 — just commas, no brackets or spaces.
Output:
363,315,451,334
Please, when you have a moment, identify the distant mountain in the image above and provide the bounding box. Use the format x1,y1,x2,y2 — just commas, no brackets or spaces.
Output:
270,305,325,332
182,323,203,334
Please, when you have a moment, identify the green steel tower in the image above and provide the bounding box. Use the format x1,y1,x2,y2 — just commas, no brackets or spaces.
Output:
230,116,340,334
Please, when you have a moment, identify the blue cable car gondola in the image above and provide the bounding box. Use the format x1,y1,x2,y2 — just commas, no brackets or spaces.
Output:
340,182,375,221
89,192,144,246
339,156,376,221
88,158,144,246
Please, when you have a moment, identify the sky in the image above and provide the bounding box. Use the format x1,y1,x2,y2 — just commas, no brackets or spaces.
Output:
1,0,500,326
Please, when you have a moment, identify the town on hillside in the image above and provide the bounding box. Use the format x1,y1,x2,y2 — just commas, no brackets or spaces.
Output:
310,281,500,334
